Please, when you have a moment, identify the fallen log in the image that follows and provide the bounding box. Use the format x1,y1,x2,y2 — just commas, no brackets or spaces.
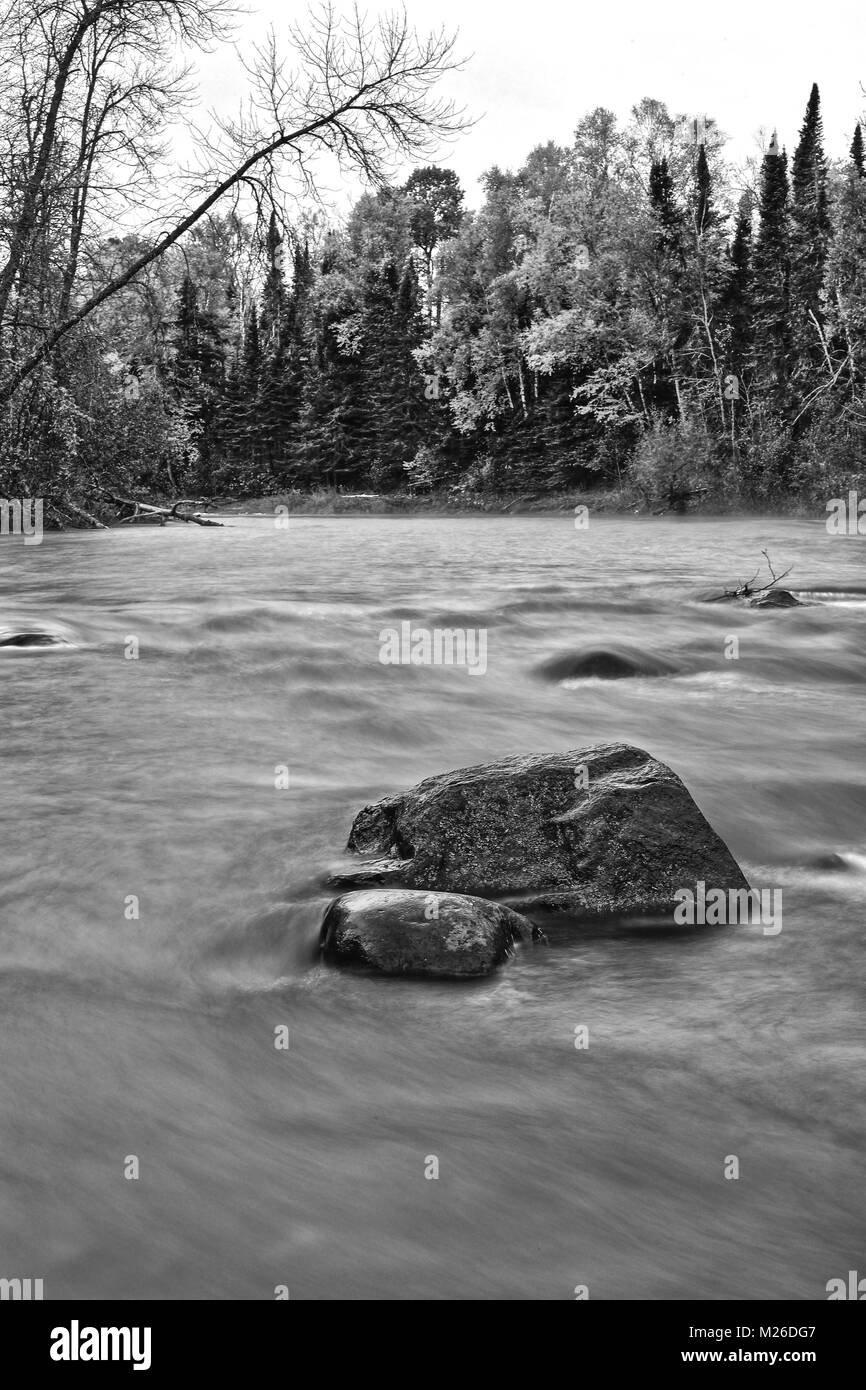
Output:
97,492,224,527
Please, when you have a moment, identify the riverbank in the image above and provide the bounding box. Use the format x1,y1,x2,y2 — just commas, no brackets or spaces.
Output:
34,483,829,531
211,486,823,520
213,486,623,517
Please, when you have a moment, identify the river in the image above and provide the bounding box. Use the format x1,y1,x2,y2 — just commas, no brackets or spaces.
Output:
1,513,864,1300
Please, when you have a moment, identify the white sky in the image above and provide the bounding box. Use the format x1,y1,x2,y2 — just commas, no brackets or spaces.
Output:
191,0,866,210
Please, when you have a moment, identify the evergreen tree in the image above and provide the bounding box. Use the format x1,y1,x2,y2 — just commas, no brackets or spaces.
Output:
647,157,688,419
752,137,791,413
789,84,831,389
170,274,225,486
692,145,717,235
687,144,728,430
297,238,367,487
851,123,865,178
359,258,426,484
649,157,683,254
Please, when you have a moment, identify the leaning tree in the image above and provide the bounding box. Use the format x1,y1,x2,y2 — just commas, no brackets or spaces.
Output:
0,0,466,410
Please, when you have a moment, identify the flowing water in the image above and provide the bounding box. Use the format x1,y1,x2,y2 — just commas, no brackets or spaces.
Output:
1,514,865,1301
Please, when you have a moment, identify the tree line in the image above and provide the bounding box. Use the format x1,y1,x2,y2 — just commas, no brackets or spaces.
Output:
1,6,864,515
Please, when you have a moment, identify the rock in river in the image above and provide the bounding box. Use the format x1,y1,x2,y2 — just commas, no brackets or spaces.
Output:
320,888,533,978
748,589,801,609
344,743,749,918
533,645,679,681
0,633,70,647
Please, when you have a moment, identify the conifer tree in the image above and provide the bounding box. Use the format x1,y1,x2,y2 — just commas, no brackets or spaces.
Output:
852,124,865,178
752,137,791,412
359,258,425,484
789,84,831,389
170,274,225,485
693,145,717,235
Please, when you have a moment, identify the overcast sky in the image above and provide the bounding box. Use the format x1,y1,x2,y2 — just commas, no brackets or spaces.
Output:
192,0,866,209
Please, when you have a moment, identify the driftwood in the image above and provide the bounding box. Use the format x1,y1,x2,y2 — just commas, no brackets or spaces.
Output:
722,550,792,600
98,492,224,528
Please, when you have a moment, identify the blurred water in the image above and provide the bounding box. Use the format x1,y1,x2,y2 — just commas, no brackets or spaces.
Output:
1,514,865,1300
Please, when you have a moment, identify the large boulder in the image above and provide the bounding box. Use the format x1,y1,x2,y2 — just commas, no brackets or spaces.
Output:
344,744,749,918
320,888,533,978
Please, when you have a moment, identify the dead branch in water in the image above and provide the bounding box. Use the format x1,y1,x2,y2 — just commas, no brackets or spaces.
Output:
96,492,224,528
723,550,792,600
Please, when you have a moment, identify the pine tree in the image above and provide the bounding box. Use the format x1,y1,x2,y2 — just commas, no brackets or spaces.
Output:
851,124,865,178
752,137,791,413
359,258,425,485
687,142,730,425
647,157,688,420
649,157,683,254
693,145,717,235
170,274,225,486
297,238,367,488
789,84,831,390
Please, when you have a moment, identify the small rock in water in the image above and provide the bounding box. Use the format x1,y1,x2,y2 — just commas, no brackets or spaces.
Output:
807,852,850,872
320,888,533,978
0,630,71,648
748,589,801,609
534,646,678,681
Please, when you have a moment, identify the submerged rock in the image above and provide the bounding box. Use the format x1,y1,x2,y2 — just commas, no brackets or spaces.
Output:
807,852,850,872
346,744,749,918
0,632,67,647
0,627,72,648
699,588,802,608
534,646,678,681
320,888,533,978
748,589,801,609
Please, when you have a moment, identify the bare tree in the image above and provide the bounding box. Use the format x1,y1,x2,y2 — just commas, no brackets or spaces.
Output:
0,0,466,406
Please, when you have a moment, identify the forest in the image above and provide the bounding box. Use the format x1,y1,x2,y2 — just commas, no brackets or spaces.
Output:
1,2,865,517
